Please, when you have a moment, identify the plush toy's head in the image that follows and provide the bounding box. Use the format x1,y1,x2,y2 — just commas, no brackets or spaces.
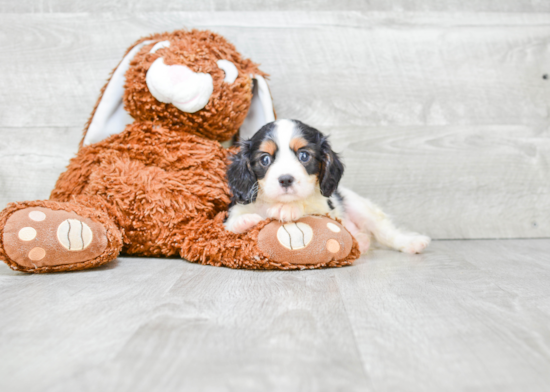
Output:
82,29,275,146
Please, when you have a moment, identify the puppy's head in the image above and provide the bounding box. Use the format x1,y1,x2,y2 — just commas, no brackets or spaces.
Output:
228,119,344,205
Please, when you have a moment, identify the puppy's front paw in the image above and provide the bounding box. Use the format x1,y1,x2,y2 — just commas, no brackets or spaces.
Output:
228,214,263,234
397,234,431,254
267,204,304,222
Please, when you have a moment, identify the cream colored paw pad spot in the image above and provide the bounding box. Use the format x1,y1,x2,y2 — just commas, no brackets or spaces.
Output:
57,219,93,251
326,222,341,233
28,211,46,221
18,227,37,241
326,239,340,253
277,222,313,250
28,247,46,261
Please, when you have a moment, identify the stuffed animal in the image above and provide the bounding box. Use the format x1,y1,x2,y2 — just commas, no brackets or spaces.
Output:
0,29,360,273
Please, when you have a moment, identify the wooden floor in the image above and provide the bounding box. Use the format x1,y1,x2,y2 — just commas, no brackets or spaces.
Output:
1,239,549,392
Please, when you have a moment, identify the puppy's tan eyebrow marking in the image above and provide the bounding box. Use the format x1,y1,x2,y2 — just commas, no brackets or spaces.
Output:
260,140,277,155
290,137,308,152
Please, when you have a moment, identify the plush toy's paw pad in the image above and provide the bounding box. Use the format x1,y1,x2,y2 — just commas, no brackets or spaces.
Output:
396,234,431,254
3,207,108,269
258,216,353,265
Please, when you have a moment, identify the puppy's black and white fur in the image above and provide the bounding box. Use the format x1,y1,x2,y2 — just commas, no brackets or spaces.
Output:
225,119,430,254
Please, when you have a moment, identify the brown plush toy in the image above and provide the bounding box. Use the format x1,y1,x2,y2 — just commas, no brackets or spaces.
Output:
0,29,360,273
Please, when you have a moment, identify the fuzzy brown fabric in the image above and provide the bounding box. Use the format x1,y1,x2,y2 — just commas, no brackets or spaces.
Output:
0,29,360,273
52,123,232,257
0,200,122,273
176,213,360,270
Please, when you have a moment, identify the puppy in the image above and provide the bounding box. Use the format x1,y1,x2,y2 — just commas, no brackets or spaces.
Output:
224,119,430,254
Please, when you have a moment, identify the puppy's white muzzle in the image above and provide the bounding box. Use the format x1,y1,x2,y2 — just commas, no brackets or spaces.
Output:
146,58,214,113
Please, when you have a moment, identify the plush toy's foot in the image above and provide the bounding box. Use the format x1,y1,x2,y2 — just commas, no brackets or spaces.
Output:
257,216,359,267
0,201,123,273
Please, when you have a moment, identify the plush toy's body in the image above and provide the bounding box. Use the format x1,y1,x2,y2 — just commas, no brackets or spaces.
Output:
0,30,360,273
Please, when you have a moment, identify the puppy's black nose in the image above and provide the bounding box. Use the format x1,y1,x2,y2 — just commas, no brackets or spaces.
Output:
278,175,295,188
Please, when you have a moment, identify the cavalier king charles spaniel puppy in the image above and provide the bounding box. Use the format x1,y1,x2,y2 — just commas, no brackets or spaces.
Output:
224,119,430,254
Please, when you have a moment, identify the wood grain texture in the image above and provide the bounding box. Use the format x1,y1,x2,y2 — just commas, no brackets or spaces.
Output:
0,127,81,205
335,239,550,392
1,12,549,128
329,125,550,239
1,239,550,391
2,0,549,13
0,11,549,239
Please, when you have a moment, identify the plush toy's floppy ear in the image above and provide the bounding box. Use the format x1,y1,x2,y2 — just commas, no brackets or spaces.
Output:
82,39,156,147
239,75,276,141
227,140,258,205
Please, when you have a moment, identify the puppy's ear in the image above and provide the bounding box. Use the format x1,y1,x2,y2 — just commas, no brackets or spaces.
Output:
319,137,344,197
227,140,258,205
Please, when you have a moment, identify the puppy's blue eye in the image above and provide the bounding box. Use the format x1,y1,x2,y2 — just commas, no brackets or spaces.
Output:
260,155,271,166
298,151,311,163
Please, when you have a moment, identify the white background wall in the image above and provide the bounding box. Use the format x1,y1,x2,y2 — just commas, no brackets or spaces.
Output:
1,2,549,239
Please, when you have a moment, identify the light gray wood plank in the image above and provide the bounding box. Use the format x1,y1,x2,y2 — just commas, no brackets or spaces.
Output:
330,125,550,240
1,240,550,391
439,239,550,311
0,258,190,392
54,268,371,392
0,127,81,207
2,0,549,13
1,12,548,128
335,239,550,392
0,257,371,392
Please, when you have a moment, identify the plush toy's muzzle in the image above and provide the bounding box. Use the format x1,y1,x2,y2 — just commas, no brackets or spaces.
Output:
146,58,214,113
